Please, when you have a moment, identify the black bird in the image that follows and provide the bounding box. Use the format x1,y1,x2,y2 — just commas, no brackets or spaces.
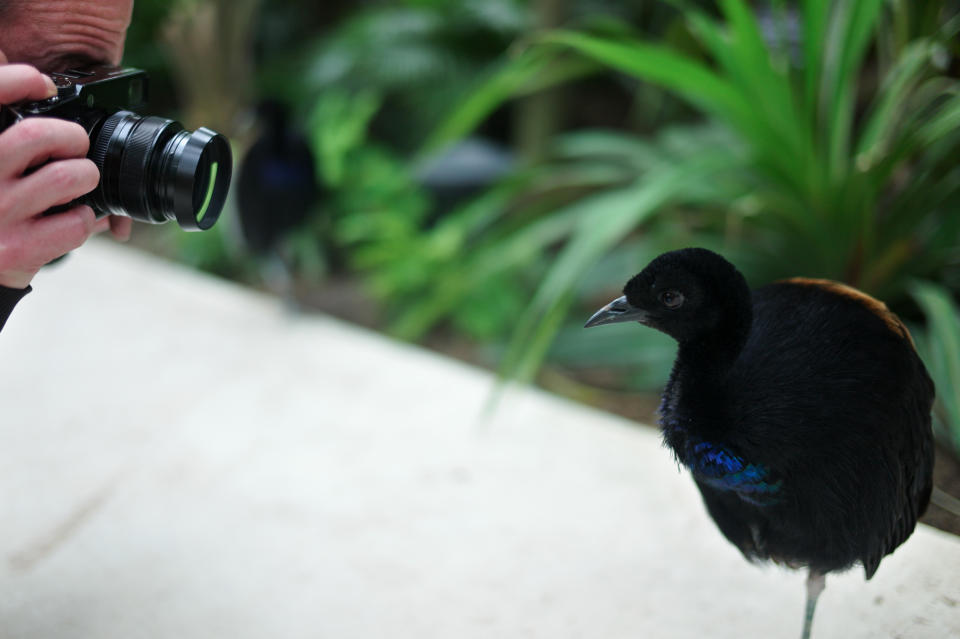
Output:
237,100,320,297
585,248,934,639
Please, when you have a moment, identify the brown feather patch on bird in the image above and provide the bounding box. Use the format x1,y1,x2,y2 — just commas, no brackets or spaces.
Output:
779,278,916,349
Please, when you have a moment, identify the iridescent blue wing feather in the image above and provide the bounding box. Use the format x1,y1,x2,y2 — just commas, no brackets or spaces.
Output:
687,441,782,505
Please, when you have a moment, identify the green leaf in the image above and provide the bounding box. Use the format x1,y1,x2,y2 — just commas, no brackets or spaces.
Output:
422,48,598,154
539,31,756,134
691,3,811,191
820,0,885,180
915,91,960,146
801,0,830,119
910,280,960,452
307,90,383,186
553,130,663,172
856,39,934,159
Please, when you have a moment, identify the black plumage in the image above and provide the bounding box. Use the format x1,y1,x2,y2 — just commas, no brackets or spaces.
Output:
237,100,319,256
585,247,934,639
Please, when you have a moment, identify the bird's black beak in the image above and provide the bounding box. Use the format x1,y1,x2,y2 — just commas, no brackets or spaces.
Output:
584,295,649,328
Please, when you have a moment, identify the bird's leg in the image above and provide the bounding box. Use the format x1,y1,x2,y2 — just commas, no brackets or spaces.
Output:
263,250,299,310
801,570,826,639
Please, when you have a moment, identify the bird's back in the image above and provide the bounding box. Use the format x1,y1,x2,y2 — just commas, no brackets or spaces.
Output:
705,280,934,577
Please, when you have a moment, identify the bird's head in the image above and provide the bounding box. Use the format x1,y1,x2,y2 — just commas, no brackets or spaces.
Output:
585,247,751,347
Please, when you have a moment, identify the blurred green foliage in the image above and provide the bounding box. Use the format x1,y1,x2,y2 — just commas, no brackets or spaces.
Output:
911,281,960,453
125,0,960,454
417,0,960,387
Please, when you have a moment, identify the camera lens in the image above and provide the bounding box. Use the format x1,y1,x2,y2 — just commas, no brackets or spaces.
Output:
86,110,232,230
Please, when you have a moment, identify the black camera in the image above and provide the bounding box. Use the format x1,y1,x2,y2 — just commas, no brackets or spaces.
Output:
0,66,232,231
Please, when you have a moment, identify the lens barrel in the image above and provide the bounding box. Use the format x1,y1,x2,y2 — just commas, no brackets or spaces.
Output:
86,111,232,230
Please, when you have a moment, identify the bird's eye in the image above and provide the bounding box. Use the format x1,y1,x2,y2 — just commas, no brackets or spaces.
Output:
659,290,684,309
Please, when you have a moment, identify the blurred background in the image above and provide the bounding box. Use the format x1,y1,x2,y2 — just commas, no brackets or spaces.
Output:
121,0,960,532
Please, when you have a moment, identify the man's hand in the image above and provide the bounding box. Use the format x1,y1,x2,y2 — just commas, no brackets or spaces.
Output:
0,50,132,289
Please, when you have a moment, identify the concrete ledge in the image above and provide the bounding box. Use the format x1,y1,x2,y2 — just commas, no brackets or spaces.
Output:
0,240,958,638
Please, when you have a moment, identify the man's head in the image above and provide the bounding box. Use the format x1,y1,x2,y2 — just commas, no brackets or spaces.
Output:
0,0,133,70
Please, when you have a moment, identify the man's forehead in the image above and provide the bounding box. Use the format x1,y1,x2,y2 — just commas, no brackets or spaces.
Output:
0,0,133,70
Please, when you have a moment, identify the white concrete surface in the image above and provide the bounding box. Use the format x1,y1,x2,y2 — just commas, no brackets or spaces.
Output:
0,239,958,639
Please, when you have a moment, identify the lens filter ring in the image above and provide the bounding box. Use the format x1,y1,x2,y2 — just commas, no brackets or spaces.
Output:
164,127,232,231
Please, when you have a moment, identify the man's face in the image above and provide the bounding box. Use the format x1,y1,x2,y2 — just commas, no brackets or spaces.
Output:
0,0,134,71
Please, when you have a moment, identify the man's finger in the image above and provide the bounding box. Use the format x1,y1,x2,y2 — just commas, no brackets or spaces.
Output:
108,215,133,241
0,63,56,106
1,158,100,221
0,117,91,179
0,205,99,276
21,204,99,263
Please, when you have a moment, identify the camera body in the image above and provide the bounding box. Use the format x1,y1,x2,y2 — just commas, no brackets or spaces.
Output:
0,66,231,231
4,65,148,124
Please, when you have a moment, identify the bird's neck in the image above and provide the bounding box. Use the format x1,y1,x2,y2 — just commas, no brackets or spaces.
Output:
681,303,751,373
680,279,752,372
660,315,750,449
660,348,728,455
670,341,737,416
678,334,743,378
660,276,753,452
